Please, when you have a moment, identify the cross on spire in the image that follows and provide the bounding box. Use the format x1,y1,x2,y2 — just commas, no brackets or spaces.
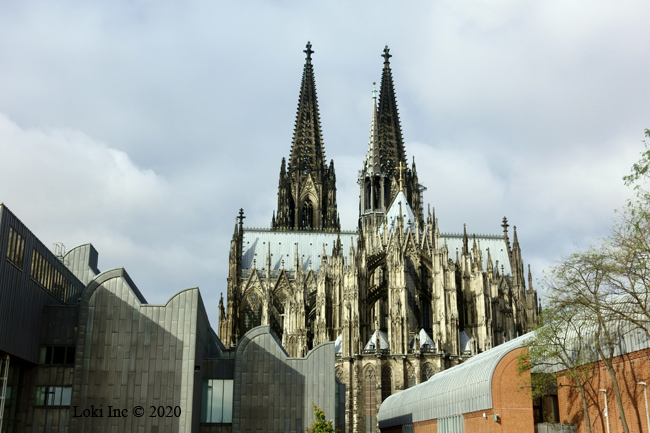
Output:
397,160,405,189
382,45,392,63
501,216,509,232
372,81,377,99
237,208,246,228
304,41,314,60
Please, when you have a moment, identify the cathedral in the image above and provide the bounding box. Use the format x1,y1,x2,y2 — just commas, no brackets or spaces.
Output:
218,42,540,433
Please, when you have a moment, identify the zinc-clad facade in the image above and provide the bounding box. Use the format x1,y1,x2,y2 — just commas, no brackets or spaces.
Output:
0,203,85,365
0,204,338,433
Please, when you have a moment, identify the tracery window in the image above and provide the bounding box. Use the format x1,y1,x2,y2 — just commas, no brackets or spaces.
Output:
365,367,377,433
302,200,314,229
406,363,416,389
381,366,392,402
242,290,262,334
421,363,435,382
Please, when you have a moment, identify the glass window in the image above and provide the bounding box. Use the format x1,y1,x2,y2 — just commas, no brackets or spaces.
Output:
35,386,72,406
39,346,75,365
6,227,25,268
201,380,233,424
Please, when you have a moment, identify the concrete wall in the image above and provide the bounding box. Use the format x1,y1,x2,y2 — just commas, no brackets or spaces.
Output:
233,325,336,433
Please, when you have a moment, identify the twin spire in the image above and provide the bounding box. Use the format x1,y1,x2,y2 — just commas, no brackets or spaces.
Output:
288,41,326,177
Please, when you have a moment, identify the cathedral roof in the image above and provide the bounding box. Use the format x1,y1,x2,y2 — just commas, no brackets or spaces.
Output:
409,329,435,351
379,190,416,234
363,329,389,351
441,234,513,277
241,228,358,272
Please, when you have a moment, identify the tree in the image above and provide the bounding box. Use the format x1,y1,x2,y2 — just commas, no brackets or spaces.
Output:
518,305,597,433
306,403,335,433
544,247,631,433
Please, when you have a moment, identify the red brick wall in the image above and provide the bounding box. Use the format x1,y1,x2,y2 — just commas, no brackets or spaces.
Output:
558,347,650,433
464,347,534,433
381,347,534,433
414,418,437,432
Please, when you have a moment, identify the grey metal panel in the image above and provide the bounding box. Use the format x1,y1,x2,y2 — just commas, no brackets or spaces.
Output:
0,204,85,364
241,229,358,272
233,325,335,433
377,333,533,428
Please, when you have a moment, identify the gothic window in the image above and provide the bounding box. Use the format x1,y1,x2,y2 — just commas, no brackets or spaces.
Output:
301,200,314,229
242,290,262,335
421,364,435,382
406,363,416,389
272,290,288,340
365,184,371,210
365,367,377,433
381,366,392,402
422,303,430,330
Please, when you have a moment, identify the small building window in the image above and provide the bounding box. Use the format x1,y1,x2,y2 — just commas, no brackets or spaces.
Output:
35,386,72,406
39,346,75,365
6,227,25,269
201,379,233,423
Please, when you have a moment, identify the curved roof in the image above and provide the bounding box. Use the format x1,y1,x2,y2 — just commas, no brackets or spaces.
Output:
378,333,533,428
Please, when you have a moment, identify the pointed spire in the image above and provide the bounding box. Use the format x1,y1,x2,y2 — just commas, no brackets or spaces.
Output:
377,45,406,177
502,216,512,259
528,264,533,290
288,42,326,177
462,224,468,255
365,82,381,176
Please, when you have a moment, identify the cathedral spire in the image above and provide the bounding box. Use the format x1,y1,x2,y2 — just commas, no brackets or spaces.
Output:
273,43,339,230
288,41,326,177
365,82,381,176
377,45,406,177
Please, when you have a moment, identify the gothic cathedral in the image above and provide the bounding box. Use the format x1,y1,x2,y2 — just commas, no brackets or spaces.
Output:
218,43,540,433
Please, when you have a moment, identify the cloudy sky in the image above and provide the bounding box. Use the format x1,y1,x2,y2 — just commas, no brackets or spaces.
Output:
1,0,649,327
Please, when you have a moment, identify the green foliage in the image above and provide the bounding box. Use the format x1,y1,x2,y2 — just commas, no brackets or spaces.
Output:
306,403,335,433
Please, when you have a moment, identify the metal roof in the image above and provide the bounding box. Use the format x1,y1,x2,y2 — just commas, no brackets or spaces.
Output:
379,191,416,234
440,234,512,277
241,228,512,276
364,330,389,351
409,329,436,350
377,333,533,429
241,229,358,272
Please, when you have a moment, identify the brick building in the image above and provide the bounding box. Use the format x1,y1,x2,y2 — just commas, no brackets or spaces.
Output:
556,326,650,433
377,333,535,433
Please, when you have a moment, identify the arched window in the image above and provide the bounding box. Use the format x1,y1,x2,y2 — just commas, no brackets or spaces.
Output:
242,291,262,335
301,200,314,229
406,363,416,389
381,366,392,402
421,363,435,382
365,367,377,432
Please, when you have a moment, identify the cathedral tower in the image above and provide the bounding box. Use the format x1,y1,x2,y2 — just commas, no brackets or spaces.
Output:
359,46,423,229
273,42,340,231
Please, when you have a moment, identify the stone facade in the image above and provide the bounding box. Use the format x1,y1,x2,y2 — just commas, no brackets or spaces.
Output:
218,43,540,433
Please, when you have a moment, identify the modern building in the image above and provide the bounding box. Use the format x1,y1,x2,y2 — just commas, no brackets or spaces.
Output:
218,43,540,433
0,203,339,433
377,333,534,433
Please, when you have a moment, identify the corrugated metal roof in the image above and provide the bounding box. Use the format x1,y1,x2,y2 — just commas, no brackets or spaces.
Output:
377,333,533,429
241,229,358,272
